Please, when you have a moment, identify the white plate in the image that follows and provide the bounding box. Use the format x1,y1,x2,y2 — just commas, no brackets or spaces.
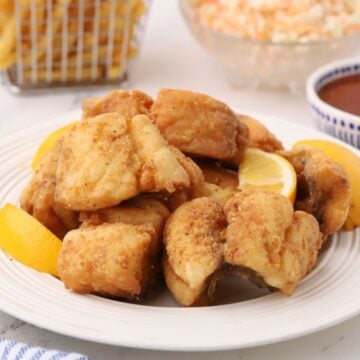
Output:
0,110,359,351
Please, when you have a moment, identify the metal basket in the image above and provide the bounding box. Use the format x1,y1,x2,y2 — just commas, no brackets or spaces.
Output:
3,0,151,92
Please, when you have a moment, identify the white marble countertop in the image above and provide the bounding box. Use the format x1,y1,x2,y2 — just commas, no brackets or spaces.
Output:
1,1,359,359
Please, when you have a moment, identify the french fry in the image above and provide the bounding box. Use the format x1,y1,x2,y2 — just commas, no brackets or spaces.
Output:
24,65,102,82
0,16,16,69
0,0,13,14
1,0,146,83
0,52,16,69
21,0,71,63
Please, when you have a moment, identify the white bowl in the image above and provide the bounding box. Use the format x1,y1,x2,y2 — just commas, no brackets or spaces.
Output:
306,58,360,148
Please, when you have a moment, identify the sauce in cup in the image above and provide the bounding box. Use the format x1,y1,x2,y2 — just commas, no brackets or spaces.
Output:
318,75,360,116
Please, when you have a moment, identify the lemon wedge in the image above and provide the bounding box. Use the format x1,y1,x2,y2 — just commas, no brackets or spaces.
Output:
32,122,78,169
292,139,360,230
0,203,62,276
238,148,297,203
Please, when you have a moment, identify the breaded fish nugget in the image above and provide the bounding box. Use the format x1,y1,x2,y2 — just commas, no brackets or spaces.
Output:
80,195,169,249
163,255,207,307
151,89,248,164
238,115,283,152
20,144,78,238
82,89,153,119
163,198,226,306
166,160,237,210
56,113,203,211
280,148,351,236
78,196,169,297
58,222,155,300
224,191,322,295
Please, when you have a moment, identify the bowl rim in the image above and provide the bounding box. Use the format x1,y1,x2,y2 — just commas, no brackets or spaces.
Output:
306,57,360,126
179,0,360,47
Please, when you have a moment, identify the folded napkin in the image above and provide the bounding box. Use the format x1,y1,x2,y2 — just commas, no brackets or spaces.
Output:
0,337,87,360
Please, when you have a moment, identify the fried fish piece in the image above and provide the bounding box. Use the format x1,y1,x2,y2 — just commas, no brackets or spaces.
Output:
163,198,226,306
80,195,169,242
82,89,153,119
60,196,169,300
166,161,238,209
166,182,234,210
237,115,283,152
279,148,351,236
224,191,322,295
55,113,204,211
130,117,204,193
151,89,249,164
163,255,207,307
58,222,156,301
20,144,78,238
70,196,170,300
195,159,238,190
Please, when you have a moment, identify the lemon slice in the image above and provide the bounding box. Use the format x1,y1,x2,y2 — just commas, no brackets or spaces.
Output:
32,122,78,169
293,139,360,230
238,148,297,202
0,203,62,276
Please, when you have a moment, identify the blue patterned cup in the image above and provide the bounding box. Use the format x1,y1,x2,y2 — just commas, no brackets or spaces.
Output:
306,58,360,148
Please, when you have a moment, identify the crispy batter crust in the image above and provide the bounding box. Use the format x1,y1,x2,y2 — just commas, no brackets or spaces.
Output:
163,255,207,307
195,159,238,190
279,148,351,235
238,115,283,152
58,222,155,300
55,113,204,211
163,198,226,305
224,190,322,295
20,144,78,238
151,89,248,163
70,196,170,300
82,90,153,119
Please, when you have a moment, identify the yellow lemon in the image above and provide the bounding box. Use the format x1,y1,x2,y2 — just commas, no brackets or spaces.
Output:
238,148,297,203
0,203,62,276
32,122,78,169
292,139,360,230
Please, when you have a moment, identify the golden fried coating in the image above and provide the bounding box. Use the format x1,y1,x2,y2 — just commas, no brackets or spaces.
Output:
151,89,249,164
163,198,226,306
56,113,140,210
163,255,206,306
195,159,238,190
55,113,204,211
191,182,234,207
129,114,204,192
165,157,238,210
166,182,234,210
238,115,283,152
280,148,351,236
60,196,169,300
224,191,322,295
166,191,190,211
58,222,155,300
77,196,170,300
167,176,236,210
80,195,169,252
82,89,153,119
20,144,78,238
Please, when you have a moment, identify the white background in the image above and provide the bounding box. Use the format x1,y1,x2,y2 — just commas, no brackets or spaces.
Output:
1,1,359,359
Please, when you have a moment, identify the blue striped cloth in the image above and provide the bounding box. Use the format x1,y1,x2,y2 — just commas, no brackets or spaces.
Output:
0,338,87,360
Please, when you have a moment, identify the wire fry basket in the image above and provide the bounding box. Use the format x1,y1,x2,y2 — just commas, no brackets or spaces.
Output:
3,0,151,92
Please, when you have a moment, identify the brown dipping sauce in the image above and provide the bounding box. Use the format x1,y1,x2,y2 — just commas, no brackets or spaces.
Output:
318,74,360,116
